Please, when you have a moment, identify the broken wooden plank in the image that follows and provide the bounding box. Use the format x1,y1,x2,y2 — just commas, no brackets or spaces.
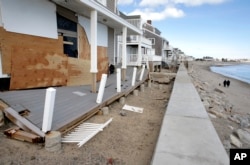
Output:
0,99,9,110
122,104,143,113
4,127,43,143
3,107,45,137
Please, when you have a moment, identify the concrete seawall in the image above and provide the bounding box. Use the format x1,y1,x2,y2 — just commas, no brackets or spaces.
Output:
151,63,229,165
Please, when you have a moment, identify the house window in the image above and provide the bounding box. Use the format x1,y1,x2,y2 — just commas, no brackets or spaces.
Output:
57,13,78,58
149,38,155,45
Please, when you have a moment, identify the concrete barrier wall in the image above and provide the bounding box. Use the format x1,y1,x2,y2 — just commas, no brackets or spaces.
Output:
151,63,229,165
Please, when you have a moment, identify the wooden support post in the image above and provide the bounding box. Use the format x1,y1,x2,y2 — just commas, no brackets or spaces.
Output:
122,68,126,81
42,87,56,133
96,74,107,104
139,65,145,81
117,68,121,92
91,73,97,93
132,67,137,86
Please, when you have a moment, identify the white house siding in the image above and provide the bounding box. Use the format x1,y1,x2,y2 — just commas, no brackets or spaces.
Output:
0,0,57,39
0,1,3,27
78,15,108,47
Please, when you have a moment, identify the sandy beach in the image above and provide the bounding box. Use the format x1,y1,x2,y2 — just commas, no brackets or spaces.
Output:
189,61,250,153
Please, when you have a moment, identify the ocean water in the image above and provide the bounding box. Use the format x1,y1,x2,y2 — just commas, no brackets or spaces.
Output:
210,64,250,84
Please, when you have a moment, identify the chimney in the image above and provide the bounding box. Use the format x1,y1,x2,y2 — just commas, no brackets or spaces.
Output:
147,20,152,25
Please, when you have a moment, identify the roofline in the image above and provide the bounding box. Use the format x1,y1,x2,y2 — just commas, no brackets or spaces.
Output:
79,0,142,35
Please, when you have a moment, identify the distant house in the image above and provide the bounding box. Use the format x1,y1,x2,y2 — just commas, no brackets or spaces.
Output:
116,13,152,68
116,18,171,71
143,20,169,71
0,0,141,91
203,56,214,61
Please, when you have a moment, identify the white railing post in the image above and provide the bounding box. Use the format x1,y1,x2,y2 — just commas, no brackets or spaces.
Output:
42,87,56,133
96,74,107,103
117,68,121,92
131,67,137,86
139,65,145,81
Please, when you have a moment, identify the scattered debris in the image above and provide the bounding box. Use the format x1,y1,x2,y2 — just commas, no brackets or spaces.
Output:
120,110,127,116
62,118,113,147
4,127,43,143
122,104,143,113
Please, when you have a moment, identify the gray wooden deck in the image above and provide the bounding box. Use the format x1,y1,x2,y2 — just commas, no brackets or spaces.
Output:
0,67,148,134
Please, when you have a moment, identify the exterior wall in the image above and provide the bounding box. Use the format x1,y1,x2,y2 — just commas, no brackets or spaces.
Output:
78,15,108,47
0,27,67,90
107,0,116,12
0,0,57,39
78,15,109,81
144,30,162,56
0,1,111,90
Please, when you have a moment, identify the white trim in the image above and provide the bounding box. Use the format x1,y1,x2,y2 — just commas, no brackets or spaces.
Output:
122,26,127,69
80,0,142,35
90,10,98,73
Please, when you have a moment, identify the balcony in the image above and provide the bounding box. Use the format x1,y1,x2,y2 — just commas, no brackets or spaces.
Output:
126,35,152,46
126,19,141,29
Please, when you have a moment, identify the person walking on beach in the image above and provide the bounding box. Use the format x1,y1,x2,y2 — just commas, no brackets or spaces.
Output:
227,80,230,87
223,80,227,87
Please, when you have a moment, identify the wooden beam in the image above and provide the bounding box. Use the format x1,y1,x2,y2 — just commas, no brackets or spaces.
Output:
0,100,9,110
4,127,43,143
3,107,45,137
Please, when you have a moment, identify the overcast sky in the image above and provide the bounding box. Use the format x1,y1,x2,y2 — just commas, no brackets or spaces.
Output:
117,0,250,59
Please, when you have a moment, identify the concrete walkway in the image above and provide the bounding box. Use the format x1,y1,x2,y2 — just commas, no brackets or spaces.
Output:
151,63,229,165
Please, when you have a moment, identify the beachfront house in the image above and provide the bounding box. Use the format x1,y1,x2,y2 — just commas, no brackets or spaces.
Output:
143,20,171,71
0,0,142,91
116,18,172,72
116,13,153,68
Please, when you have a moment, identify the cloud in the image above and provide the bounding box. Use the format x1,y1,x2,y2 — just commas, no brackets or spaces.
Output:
129,7,185,21
119,0,228,22
139,0,228,7
117,0,134,5
172,0,228,6
139,0,169,7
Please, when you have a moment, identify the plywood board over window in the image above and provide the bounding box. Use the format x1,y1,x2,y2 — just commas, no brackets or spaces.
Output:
67,57,91,86
10,46,68,90
97,46,109,81
78,24,90,60
0,27,64,75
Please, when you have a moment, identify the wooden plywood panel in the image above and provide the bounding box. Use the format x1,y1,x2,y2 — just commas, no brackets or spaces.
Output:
78,25,90,60
0,27,11,74
67,57,91,86
0,27,63,74
10,46,68,90
97,46,109,81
